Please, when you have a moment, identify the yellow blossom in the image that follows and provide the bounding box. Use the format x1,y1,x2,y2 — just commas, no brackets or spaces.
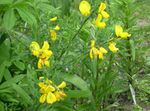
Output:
115,25,131,39
50,30,57,41
90,47,99,59
90,40,96,48
30,41,53,69
57,81,66,89
99,47,108,54
50,16,57,22
79,0,91,16
98,47,107,59
54,25,60,31
98,3,109,19
30,41,40,57
38,59,50,69
98,3,106,12
38,79,67,104
46,92,57,104
108,42,119,53
95,14,106,29
54,91,66,101
98,51,104,59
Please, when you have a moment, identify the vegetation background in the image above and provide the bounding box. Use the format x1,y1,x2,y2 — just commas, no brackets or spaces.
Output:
0,0,150,111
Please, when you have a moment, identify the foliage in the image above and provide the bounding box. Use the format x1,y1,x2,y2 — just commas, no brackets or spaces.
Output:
0,0,150,111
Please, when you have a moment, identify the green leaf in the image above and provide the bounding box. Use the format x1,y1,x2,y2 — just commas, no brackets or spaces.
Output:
14,61,25,70
0,0,13,4
12,84,33,105
3,68,12,80
66,90,91,98
3,8,16,30
0,42,10,64
0,64,5,82
0,101,4,111
130,39,135,61
63,74,89,90
16,6,37,25
0,61,11,82
0,75,25,89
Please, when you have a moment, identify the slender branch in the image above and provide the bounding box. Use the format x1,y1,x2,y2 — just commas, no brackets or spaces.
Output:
58,9,96,60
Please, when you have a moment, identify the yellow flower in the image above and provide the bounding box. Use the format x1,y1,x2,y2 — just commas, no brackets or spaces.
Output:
54,25,60,31
90,47,99,59
46,92,57,104
39,92,57,104
30,41,53,69
99,47,108,54
38,79,67,104
39,93,47,103
30,41,40,57
50,30,57,41
101,11,109,19
38,59,50,69
98,51,104,59
90,40,96,48
95,14,106,29
98,3,106,12
98,3,109,19
115,25,131,39
50,16,57,22
98,47,107,59
54,91,66,101
79,0,91,16
108,42,119,53
57,81,66,89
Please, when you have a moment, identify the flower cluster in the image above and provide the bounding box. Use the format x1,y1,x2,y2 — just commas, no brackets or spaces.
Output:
90,40,107,60
95,3,109,29
30,41,53,69
38,77,66,104
49,16,60,41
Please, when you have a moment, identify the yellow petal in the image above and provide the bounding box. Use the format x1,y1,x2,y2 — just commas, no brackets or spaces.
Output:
90,47,99,59
38,59,43,69
120,32,131,39
54,91,61,101
50,30,57,41
115,25,123,37
42,41,49,50
54,25,60,31
99,47,107,54
58,81,66,89
98,51,104,59
30,41,40,57
38,82,45,87
108,42,119,53
98,2,106,13
96,22,106,29
90,40,96,48
96,14,102,21
44,60,50,67
79,0,91,16
47,92,57,104
45,85,55,93
46,78,53,84
54,91,66,101
101,11,109,19
39,94,47,103
90,49,93,59
50,16,57,22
